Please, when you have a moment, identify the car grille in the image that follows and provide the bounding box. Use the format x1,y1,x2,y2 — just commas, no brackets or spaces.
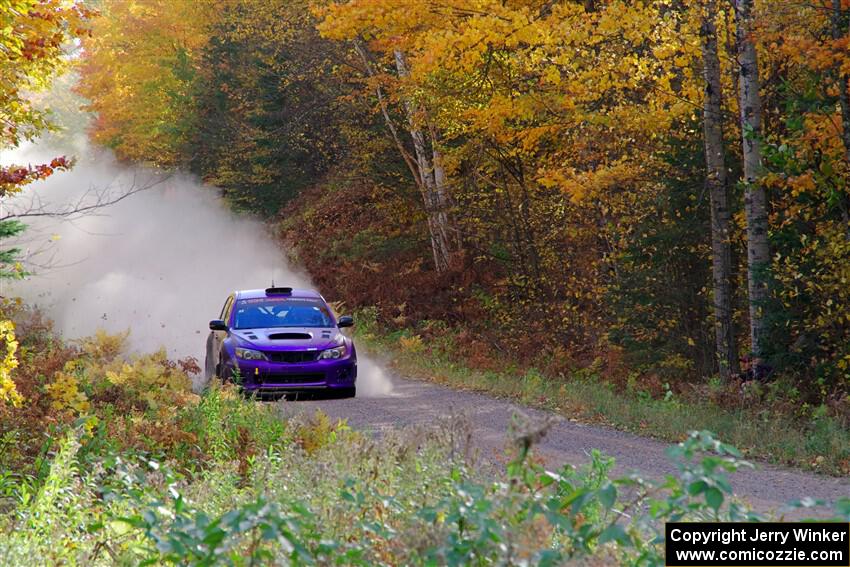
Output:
265,351,319,363
260,373,324,385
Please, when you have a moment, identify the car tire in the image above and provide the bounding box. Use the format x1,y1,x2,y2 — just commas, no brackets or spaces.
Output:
219,363,233,383
337,387,356,399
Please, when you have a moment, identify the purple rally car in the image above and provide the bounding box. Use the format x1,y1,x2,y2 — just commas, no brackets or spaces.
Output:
204,287,356,397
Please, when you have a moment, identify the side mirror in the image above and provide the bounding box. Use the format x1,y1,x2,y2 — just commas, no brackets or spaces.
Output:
337,315,354,328
209,319,228,331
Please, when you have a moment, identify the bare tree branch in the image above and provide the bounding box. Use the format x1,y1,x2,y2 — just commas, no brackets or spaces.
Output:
0,171,171,222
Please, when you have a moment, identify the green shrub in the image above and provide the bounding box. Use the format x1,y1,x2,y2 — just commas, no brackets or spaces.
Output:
2,412,849,566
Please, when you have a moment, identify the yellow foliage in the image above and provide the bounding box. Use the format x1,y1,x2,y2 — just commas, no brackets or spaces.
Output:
294,409,350,454
317,0,699,184
80,329,129,361
99,349,197,410
44,330,197,416
0,320,22,407
0,0,89,152
77,0,215,165
47,367,90,414
398,334,424,353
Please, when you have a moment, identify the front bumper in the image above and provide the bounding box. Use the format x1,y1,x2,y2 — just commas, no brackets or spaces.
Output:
226,356,357,392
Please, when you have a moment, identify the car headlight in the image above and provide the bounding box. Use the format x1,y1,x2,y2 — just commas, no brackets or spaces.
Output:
318,345,347,360
235,347,267,361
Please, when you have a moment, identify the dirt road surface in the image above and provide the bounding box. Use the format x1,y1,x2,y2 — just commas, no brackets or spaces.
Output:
278,373,849,516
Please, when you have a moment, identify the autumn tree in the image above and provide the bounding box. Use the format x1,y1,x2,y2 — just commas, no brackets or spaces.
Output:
77,0,214,166
0,0,87,404
189,0,355,215
0,0,86,277
317,0,705,349
316,3,458,272
754,0,850,391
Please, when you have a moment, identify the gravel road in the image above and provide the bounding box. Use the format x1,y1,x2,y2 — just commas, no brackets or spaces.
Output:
278,372,849,517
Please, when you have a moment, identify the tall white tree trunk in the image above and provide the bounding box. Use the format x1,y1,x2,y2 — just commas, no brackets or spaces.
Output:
701,0,738,379
394,50,451,272
735,0,770,357
429,122,454,247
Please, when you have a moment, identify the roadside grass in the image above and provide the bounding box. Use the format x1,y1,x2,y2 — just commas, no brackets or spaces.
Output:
352,309,850,476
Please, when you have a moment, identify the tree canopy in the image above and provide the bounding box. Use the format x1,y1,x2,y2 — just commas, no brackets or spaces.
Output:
76,0,850,406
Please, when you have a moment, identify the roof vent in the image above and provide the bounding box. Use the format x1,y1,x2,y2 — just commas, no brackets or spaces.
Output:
265,287,293,295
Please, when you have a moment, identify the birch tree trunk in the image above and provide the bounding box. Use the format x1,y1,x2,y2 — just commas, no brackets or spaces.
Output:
394,49,451,272
428,122,454,249
735,0,770,357
701,0,738,379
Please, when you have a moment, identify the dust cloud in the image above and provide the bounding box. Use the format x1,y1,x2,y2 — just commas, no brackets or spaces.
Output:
0,140,393,396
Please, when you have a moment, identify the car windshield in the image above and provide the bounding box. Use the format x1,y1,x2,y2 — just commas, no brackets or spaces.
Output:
232,297,333,329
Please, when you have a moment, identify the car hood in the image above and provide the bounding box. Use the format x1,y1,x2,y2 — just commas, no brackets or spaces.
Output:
230,327,343,351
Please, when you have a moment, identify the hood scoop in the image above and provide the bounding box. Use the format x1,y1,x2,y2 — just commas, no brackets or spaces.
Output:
268,332,312,340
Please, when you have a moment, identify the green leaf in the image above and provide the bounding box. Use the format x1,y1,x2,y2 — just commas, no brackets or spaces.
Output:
597,483,617,509
705,487,723,511
687,480,707,496
598,523,631,547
